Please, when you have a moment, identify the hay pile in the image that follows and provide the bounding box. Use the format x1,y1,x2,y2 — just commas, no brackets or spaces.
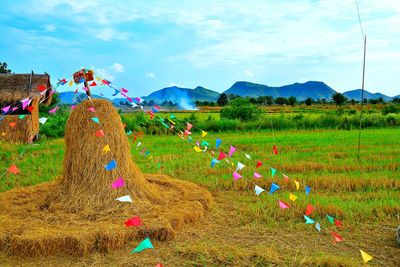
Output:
0,99,212,257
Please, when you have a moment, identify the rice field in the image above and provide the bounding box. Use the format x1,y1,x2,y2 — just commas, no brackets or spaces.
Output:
0,128,399,266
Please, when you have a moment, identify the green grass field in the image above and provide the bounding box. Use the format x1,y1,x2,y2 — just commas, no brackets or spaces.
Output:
1,128,399,266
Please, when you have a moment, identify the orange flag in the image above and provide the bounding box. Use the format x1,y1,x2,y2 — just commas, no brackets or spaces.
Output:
9,122,16,128
8,165,19,174
305,204,314,216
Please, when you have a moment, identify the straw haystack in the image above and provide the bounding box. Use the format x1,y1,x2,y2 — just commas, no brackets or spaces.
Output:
0,72,52,143
0,99,212,257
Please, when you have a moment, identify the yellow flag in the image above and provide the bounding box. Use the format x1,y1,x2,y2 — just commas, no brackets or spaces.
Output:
148,156,153,160
294,180,300,191
69,80,73,86
193,146,202,152
289,193,297,202
168,119,176,125
359,250,373,263
201,130,208,137
102,144,111,154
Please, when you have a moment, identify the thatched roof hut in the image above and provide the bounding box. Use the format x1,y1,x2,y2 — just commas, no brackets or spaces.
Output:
0,72,52,143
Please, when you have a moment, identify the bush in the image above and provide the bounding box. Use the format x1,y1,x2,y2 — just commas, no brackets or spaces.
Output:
220,98,263,122
382,105,399,115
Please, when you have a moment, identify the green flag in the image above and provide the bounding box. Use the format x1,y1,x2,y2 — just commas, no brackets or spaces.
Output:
326,215,334,224
130,238,154,254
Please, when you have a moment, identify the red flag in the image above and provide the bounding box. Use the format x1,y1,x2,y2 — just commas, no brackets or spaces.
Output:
331,231,343,243
124,216,142,227
155,264,163,267
90,81,97,86
95,130,105,137
154,105,161,110
272,144,278,155
74,88,78,94
8,165,19,174
26,106,34,113
9,122,16,128
218,151,226,160
37,84,46,92
133,136,137,143
334,219,343,227
305,204,314,216
256,161,263,168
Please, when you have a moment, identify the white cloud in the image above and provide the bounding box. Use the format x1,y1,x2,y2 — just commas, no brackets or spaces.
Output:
110,63,125,73
95,68,114,81
145,72,156,79
42,24,56,32
94,27,130,41
244,70,254,77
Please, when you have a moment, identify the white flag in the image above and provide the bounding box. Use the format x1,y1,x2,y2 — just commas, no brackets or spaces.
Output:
39,117,48,125
115,195,132,203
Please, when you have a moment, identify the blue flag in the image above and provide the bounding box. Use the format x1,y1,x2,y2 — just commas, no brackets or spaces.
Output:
105,160,117,171
269,182,280,194
211,158,219,168
305,186,311,196
304,215,315,224
315,222,321,232
216,138,222,149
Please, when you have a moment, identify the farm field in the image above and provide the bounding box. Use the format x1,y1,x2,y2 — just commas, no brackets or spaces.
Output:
1,128,399,266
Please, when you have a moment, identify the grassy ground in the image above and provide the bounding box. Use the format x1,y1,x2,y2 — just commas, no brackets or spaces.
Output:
0,128,399,266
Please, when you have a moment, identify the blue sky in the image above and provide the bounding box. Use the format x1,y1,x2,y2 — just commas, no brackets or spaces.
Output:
0,0,399,98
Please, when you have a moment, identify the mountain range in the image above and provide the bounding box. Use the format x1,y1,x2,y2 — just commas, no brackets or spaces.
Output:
59,81,398,106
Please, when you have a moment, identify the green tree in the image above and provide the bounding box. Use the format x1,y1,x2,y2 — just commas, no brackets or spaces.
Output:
0,62,11,73
275,97,288,106
288,96,297,106
305,97,313,106
220,98,263,121
332,93,347,106
217,93,228,106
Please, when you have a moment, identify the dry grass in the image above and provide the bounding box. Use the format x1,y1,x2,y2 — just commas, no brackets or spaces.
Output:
0,100,212,257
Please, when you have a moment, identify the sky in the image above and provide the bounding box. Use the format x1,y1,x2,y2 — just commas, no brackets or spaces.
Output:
0,0,399,99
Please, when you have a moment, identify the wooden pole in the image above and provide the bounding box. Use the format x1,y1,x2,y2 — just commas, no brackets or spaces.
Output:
357,35,366,161
82,68,92,98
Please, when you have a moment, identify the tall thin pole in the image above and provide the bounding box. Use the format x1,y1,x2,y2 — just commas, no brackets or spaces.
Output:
357,35,366,161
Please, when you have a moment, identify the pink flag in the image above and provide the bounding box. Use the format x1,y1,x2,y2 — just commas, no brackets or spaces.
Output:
48,106,59,114
126,96,133,102
121,88,128,93
228,146,236,157
83,87,89,92
70,105,76,109
1,105,10,114
21,98,30,110
112,177,125,189
278,200,290,209
186,122,193,130
233,171,242,181
88,107,96,112
254,172,262,178
135,97,141,103
12,107,19,112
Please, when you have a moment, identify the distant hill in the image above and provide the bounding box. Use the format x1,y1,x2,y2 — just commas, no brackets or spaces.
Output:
343,89,393,101
143,86,219,104
59,91,110,104
223,81,336,101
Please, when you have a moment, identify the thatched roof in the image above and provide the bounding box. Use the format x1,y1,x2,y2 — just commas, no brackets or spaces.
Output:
0,72,51,102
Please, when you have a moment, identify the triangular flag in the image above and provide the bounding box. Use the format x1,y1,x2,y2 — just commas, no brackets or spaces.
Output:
8,165,19,174
155,264,164,267
39,117,48,124
136,141,142,148
215,138,222,148
218,151,226,160
201,130,208,138
270,167,277,177
236,162,245,171
359,250,373,263
326,215,334,224
184,129,192,136
201,140,209,147
269,183,280,194
1,105,10,114
9,122,16,128
105,159,117,171
126,130,132,136
278,200,290,209
256,161,263,168
170,113,176,119
289,193,297,202
68,80,73,86
124,216,142,227
304,215,315,224
70,105,76,109
233,171,242,181
245,153,251,159
88,107,96,112
228,146,236,157
130,238,154,254
111,177,124,189
26,106,34,113
254,185,265,195
48,106,59,114
294,180,300,191
305,186,311,196
116,195,132,203
186,122,192,130
334,219,343,227
315,222,321,232
38,84,47,91
21,98,30,110
253,172,262,178
95,130,105,137
272,144,278,155
18,115,26,119
282,173,289,182
193,146,202,152
331,232,343,243
305,204,314,216
91,117,100,123
211,158,219,168
102,144,111,154
90,81,97,86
